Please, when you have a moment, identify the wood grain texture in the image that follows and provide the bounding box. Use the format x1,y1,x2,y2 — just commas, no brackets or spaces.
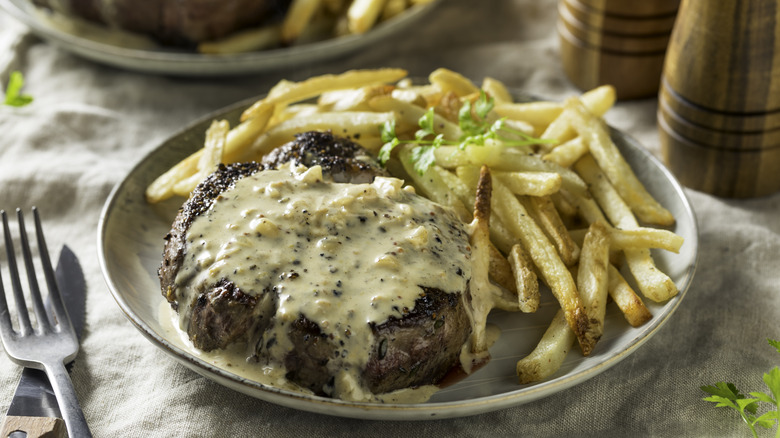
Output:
565,0,678,35
558,18,667,99
579,0,680,17
663,0,780,113
0,416,67,438
659,114,780,198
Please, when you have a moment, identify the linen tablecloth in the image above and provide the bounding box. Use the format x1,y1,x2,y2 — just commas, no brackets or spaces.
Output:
1,1,778,436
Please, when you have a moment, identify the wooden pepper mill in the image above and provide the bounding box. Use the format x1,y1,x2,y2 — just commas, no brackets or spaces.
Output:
658,0,780,197
558,0,680,100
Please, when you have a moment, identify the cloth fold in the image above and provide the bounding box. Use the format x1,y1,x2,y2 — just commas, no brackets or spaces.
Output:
1,1,778,436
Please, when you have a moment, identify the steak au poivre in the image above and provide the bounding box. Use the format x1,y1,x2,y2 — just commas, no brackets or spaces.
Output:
159,131,490,402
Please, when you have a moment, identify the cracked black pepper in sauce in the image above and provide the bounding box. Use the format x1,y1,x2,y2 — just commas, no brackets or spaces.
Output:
174,164,472,401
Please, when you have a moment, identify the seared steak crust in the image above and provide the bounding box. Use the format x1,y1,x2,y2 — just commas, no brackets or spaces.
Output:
159,132,472,397
159,161,263,306
262,130,389,184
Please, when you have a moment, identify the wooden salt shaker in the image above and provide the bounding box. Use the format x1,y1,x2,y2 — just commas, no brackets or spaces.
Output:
557,0,680,100
658,0,780,197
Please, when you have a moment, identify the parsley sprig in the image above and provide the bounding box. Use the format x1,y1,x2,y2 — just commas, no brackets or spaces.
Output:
701,338,780,437
378,91,551,175
3,71,33,107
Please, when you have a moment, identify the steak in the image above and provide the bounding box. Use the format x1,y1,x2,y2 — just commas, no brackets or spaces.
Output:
31,0,292,46
160,131,473,399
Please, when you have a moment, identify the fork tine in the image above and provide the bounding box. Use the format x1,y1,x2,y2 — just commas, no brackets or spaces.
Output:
0,224,12,339
2,209,32,336
32,207,72,332
18,208,53,333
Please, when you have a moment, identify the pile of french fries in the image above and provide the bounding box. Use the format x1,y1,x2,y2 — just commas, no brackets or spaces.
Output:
145,67,684,385
198,0,435,54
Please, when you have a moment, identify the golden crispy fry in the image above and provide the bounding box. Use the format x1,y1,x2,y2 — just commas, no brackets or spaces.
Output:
521,195,580,267
198,25,282,54
429,68,480,97
573,154,679,302
580,85,617,118
463,167,594,355
542,136,588,168
244,111,395,160
173,120,229,196
608,264,652,327
381,0,408,20
241,68,408,122
145,108,273,203
481,77,513,104
347,0,386,34
493,171,562,197
488,242,517,294
493,101,563,136
467,166,503,354
516,309,575,384
433,144,590,199
508,243,540,313
577,220,611,343
608,227,684,253
282,0,322,42
398,148,471,221
318,84,394,112
368,95,462,139
566,100,675,226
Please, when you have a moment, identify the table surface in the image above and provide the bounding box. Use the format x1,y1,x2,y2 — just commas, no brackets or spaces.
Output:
1,1,778,436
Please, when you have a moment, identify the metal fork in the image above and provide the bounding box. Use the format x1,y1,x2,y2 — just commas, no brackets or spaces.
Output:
0,208,91,438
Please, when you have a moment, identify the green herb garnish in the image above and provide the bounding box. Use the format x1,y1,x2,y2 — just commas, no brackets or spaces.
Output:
701,338,780,437
4,71,33,107
378,91,550,175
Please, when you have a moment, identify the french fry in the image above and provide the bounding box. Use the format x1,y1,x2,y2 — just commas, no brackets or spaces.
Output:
580,85,617,118
542,136,588,168
493,171,562,197
198,25,282,54
282,0,323,42
516,309,575,384
429,68,480,97
493,101,563,136
576,220,611,343
508,243,539,313
608,227,684,253
574,154,679,302
481,77,514,104
566,99,675,226
173,120,229,196
608,264,652,327
488,242,517,294
347,0,386,34
434,144,590,199
241,68,408,122
467,166,502,354
243,111,395,160
145,108,273,203
368,95,462,139
381,0,408,20
462,167,595,355
520,195,580,267
398,148,471,221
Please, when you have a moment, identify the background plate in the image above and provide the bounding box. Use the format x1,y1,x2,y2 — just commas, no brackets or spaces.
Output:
98,95,698,420
0,0,439,76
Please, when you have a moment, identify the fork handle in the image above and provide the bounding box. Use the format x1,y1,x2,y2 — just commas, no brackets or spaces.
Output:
0,415,67,438
44,361,92,438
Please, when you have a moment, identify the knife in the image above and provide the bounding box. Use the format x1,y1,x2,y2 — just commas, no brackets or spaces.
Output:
1,245,86,438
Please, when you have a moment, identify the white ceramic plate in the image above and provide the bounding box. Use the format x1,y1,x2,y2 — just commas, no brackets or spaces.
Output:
97,95,698,420
0,0,438,76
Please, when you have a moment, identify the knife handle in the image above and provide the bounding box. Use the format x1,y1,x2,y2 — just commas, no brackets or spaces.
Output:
0,416,67,438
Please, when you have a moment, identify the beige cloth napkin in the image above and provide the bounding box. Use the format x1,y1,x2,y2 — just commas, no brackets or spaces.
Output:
1,1,779,436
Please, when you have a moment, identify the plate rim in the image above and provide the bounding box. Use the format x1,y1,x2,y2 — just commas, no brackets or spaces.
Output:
97,93,699,420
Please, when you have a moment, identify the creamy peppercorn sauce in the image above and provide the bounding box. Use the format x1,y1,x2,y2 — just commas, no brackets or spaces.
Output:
172,163,480,402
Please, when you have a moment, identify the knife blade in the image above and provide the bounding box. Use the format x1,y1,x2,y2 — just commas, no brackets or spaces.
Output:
1,245,86,437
